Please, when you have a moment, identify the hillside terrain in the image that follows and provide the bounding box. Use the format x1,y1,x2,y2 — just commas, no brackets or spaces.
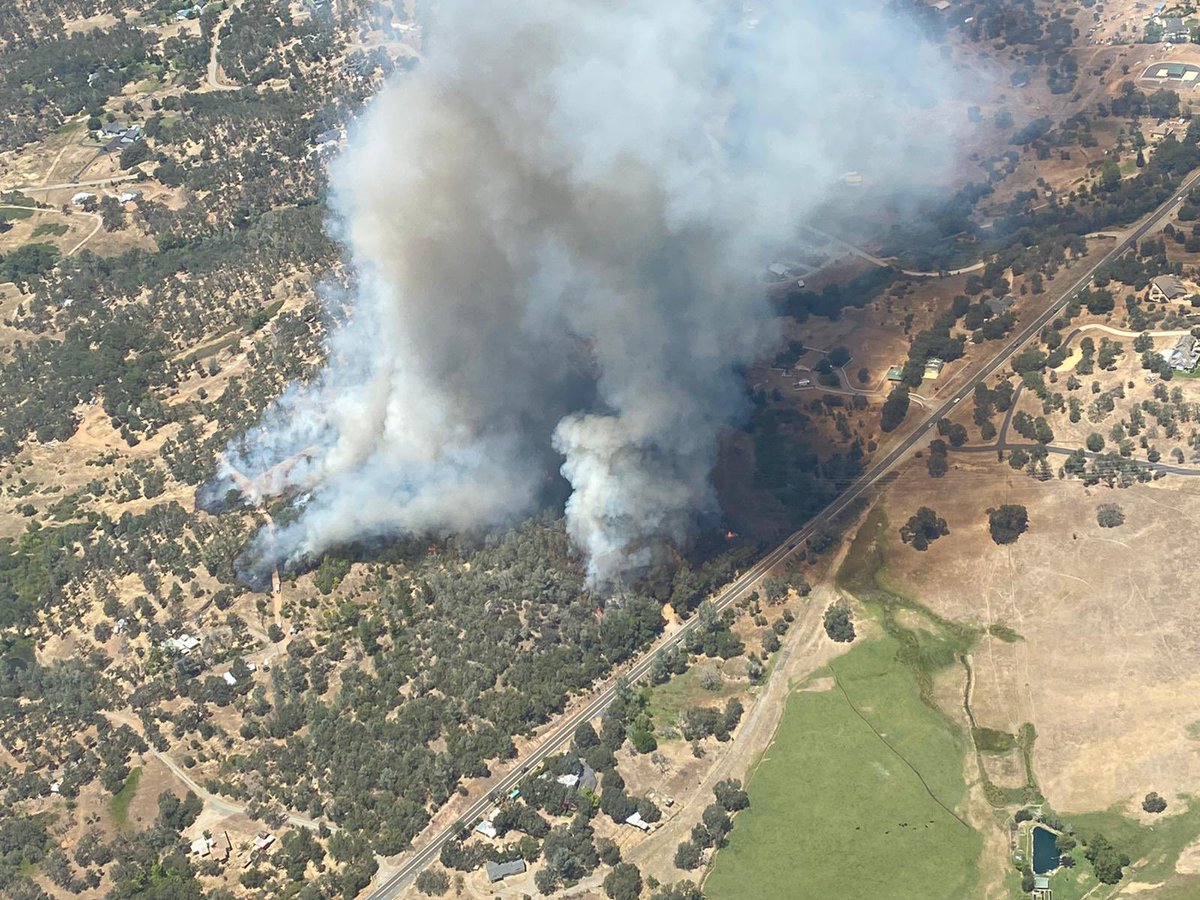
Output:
8,2,1200,900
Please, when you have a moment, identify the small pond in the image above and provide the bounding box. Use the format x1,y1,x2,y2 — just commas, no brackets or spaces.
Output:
1032,825,1060,874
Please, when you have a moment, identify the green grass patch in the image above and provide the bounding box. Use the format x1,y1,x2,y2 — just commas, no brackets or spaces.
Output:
179,331,241,366
987,623,1022,643
973,726,1016,753
1067,800,1200,885
706,637,982,900
31,222,68,238
836,506,979,706
109,766,142,830
644,663,744,739
0,206,35,220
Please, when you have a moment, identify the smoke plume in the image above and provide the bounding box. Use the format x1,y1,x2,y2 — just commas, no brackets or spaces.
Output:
216,0,959,583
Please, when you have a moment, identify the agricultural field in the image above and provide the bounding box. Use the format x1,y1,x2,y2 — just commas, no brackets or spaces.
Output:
705,636,982,900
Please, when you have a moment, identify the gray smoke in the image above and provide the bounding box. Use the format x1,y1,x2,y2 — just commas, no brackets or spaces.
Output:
219,0,960,583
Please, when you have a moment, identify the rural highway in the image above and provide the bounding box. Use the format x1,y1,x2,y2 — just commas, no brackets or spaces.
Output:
364,168,1200,900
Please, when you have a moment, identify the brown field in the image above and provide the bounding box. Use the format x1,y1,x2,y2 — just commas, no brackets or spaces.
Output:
872,454,1200,814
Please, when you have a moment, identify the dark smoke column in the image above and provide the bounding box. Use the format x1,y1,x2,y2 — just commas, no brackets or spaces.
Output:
216,0,959,582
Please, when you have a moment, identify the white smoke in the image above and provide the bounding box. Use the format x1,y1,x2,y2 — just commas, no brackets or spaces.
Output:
219,0,960,583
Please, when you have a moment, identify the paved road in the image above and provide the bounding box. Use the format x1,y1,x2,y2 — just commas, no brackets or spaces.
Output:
14,175,140,192
364,165,1200,900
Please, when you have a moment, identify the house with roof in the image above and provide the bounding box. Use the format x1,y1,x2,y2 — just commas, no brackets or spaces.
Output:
71,192,96,206
1149,274,1188,302
485,859,526,883
986,294,1016,316
1164,334,1200,372
1163,17,1190,43
474,819,498,839
625,811,651,832
1032,873,1052,899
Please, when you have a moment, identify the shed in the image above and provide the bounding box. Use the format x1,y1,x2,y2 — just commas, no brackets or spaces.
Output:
625,811,651,831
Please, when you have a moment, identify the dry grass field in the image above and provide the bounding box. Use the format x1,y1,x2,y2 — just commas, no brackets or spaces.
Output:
874,455,1200,816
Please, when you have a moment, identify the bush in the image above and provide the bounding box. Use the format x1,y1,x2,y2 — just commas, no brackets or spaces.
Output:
987,505,1028,544
1143,791,1167,814
1097,503,1124,528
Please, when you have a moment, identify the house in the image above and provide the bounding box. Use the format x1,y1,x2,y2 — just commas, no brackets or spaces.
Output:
222,671,237,686
71,192,96,206
485,859,526,883
1151,123,1175,143
924,358,945,379
212,832,231,862
886,365,904,383
165,634,201,654
625,811,651,832
190,837,211,857
1164,17,1190,42
1164,334,1200,372
986,294,1016,315
474,819,498,839
101,122,127,137
1149,274,1188,302
119,191,142,204
49,781,61,795
549,758,597,792
253,831,275,851
313,129,342,146
1032,874,1052,899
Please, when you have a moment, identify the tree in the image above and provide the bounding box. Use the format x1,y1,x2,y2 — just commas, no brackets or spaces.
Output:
1021,867,1035,892
1143,791,1167,814
603,863,643,900
899,507,949,551
415,868,450,896
714,779,749,812
987,505,1028,544
1086,433,1105,452
1097,503,1125,528
823,602,855,642
574,721,600,751
926,439,949,477
881,385,911,433
651,882,704,900
673,840,702,871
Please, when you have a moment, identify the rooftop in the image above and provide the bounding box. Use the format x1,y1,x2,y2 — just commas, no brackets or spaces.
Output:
485,859,526,882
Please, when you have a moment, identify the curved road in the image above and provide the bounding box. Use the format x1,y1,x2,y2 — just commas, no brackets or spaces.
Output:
365,164,1200,900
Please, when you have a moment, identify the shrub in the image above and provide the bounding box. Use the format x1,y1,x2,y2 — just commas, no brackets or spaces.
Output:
415,868,450,896
1143,791,1167,814
1097,503,1124,528
823,602,855,642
